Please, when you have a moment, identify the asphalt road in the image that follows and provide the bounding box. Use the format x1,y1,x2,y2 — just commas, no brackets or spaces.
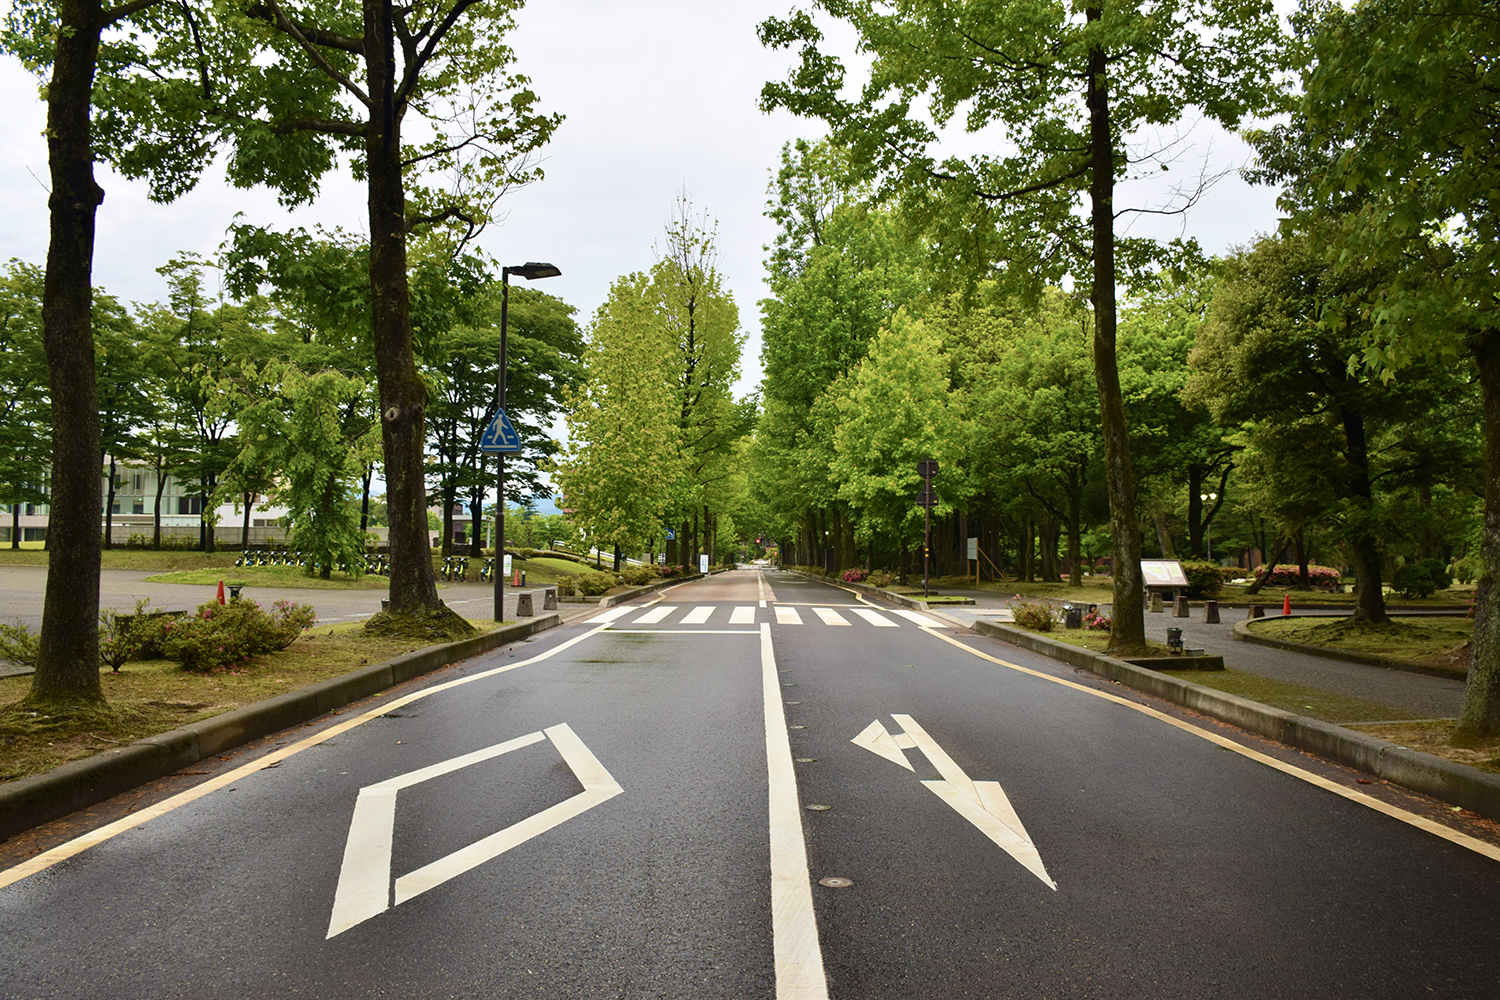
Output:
2,570,1498,998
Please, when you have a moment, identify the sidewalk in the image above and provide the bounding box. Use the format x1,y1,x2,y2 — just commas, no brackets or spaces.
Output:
921,584,1465,722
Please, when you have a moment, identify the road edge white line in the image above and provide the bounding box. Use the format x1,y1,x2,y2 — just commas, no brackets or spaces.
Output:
761,622,830,1000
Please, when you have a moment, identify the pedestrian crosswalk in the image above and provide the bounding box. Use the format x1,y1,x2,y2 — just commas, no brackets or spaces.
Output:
590,604,948,630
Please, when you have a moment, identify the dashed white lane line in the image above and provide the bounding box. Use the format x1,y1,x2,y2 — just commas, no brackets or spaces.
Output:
775,606,803,626
812,607,850,626
681,606,715,624
891,609,945,628
731,606,757,625
851,608,899,628
760,623,829,998
631,605,677,625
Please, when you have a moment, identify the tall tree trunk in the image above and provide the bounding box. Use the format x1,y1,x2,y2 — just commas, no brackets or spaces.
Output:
360,464,372,532
241,491,252,548
31,0,104,704
441,479,455,558
152,461,165,550
1344,407,1386,626
366,0,440,615
899,537,909,585
613,543,621,573
469,493,484,558
1458,329,1500,739
1293,526,1311,590
10,505,18,549
1067,482,1083,587
1088,13,1145,652
103,455,116,550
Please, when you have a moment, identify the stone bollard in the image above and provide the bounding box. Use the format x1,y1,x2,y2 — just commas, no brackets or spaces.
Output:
1150,593,1164,613
1204,600,1220,624
1248,604,1264,619
515,591,534,617
1174,595,1190,618
542,587,558,611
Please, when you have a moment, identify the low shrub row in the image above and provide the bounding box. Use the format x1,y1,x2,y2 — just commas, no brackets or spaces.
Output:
1249,564,1344,591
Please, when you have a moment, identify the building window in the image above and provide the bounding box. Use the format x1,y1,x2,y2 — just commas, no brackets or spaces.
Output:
132,500,144,515
177,496,203,516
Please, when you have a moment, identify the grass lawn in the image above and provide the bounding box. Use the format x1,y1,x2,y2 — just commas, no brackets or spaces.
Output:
0,548,239,571
1247,616,1472,670
145,565,389,589
0,618,507,784
1218,582,1473,607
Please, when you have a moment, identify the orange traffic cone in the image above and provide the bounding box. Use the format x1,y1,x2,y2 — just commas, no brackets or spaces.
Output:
512,567,521,587
217,580,226,605
1282,593,1291,616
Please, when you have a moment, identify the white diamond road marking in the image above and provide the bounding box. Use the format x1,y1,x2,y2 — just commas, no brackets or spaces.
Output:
812,607,850,626
632,605,676,625
851,608,899,627
326,724,622,939
681,606,715,624
730,606,757,624
774,606,803,625
892,608,946,627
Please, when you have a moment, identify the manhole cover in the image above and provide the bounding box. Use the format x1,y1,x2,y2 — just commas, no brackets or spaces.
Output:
805,803,832,811
818,877,854,888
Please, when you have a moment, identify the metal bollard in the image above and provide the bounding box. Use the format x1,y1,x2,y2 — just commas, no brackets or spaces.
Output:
1204,600,1219,624
1174,595,1189,618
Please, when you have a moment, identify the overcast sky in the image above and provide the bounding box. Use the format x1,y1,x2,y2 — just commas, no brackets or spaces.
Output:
0,0,1290,408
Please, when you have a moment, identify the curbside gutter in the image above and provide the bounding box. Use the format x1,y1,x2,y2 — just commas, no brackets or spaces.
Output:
0,614,563,843
965,617,1500,822
1233,618,1468,681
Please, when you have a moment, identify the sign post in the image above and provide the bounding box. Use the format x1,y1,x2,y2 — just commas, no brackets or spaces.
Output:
916,458,939,599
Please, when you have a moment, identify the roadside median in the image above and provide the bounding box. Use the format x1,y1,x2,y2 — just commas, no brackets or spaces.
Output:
0,613,562,843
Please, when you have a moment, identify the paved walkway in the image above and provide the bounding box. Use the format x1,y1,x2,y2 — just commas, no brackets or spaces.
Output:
919,583,1466,722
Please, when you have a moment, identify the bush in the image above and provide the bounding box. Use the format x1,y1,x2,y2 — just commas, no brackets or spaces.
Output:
841,568,868,583
1083,607,1112,631
1011,597,1058,632
1414,558,1452,591
1391,559,1452,599
1250,564,1343,590
1453,555,1480,586
555,569,617,596
621,564,658,586
866,570,893,588
0,621,40,670
160,598,317,672
98,598,171,672
1178,560,1224,598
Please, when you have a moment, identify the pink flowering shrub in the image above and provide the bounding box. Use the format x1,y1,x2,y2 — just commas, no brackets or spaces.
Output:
1083,608,1112,631
842,568,869,583
161,598,318,672
1252,564,1343,590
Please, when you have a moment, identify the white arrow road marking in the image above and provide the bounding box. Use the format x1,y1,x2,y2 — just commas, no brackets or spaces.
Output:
853,715,1056,891
327,724,622,939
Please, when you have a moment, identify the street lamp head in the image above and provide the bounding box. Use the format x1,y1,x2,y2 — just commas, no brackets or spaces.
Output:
505,262,562,281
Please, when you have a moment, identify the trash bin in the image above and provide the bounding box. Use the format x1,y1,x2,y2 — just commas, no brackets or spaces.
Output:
1166,627,1184,654
1063,604,1082,629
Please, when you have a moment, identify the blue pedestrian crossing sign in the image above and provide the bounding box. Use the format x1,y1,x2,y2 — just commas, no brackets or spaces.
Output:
479,409,522,453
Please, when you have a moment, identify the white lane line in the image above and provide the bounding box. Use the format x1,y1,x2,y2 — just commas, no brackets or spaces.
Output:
812,607,850,626
606,629,758,635
0,620,621,891
731,606,757,624
588,607,635,623
891,609,946,628
632,605,677,625
851,608,899,628
775,606,803,625
761,623,830,999
681,606,715,624
758,572,776,606
918,627,1500,865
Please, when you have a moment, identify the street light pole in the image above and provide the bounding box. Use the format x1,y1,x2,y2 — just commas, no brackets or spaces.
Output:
493,262,561,622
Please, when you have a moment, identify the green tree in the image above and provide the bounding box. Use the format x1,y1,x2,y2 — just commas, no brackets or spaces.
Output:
0,261,51,550
760,0,1290,651
1254,0,1500,735
233,363,377,578
243,0,561,626
554,272,680,562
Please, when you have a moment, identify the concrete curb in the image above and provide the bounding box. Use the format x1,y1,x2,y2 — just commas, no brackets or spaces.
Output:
1233,618,1469,681
964,618,1500,822
597,573,704,608
0,614,563,843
